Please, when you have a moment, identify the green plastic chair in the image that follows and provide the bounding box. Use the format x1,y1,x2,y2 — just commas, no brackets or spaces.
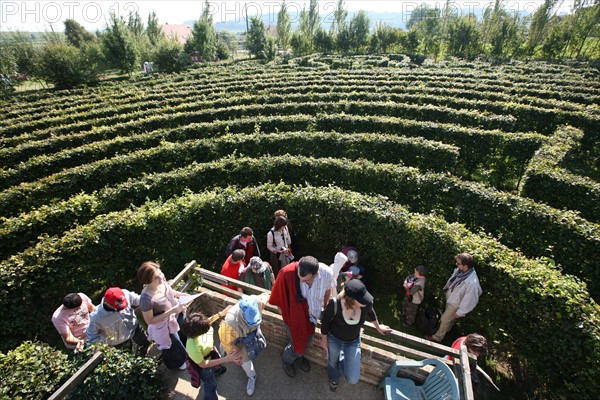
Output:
384,358,459,400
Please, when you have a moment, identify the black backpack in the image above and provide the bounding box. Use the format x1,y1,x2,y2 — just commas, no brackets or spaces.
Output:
415,295,441,336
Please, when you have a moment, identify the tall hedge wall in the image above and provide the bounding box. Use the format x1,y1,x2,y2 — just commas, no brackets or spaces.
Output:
3,155,598,299
0,184,598,398
522,125,600,223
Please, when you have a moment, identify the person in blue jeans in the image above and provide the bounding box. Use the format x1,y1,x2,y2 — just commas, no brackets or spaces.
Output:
320,279,392,391
181,306,242,400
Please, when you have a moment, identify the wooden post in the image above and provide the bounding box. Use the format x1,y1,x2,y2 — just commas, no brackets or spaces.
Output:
458,344,474,400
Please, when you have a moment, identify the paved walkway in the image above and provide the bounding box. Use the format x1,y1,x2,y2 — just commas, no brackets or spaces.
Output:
160,344,384,400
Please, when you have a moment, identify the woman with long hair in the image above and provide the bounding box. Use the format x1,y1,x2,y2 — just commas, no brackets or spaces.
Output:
267,215,293,275
320,279,392,392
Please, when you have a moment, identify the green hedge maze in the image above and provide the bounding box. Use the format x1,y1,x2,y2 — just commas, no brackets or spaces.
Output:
1,58,599,398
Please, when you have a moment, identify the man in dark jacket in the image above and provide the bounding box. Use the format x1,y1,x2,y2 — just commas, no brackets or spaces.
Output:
226,227,261,266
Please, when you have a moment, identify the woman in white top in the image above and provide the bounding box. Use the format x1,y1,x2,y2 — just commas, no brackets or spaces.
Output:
266,216,293,275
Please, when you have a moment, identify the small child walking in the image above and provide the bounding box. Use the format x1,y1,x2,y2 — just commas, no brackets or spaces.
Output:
401,265,428,326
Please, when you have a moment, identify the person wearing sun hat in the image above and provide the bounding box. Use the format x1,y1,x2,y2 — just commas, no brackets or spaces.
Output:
339,246,359,273
320,279,392,392
241,256,275,290
218,293,269,396
86,287,149,355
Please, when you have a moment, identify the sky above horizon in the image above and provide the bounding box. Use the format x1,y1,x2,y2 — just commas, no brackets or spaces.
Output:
0,0,574,32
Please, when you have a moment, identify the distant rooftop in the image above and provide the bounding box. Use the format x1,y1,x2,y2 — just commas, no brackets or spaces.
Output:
161,23,192,44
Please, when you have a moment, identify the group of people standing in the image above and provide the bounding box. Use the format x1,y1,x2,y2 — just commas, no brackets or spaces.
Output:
399,252,488,382
52,262,190,370
216,210,390,394
51,208,486,398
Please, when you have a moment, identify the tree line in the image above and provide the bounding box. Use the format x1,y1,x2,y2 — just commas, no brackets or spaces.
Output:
0,0,598,94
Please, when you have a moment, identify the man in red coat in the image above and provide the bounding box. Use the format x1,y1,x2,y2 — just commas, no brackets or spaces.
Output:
268,256,320,378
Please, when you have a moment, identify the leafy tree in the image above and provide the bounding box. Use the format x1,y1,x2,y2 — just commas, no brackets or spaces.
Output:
0,42,17,75
314,28,334,53
5,31,38,76
127,11,145,38
184,0,216,61
348,11,370,53
261,36,278,62
446,14,481,58
216,30,236,59
490,13,525,58
541,18,570,59
298,0,321,53
331,0,348,35
153,38,189,72
0,46,16,98
64,19,95,48
36,42,99,88
401,29,420,53
215,41,230,60
481,1,526,59
527,0,561,56
371,22,398,53
81,40,108,71
568,2,600,58
102,13,139,73
146,11,165,46
412,6,441,59
406,4,430,30
246,16,268,59
276,1,292,52
126,10,154,63
290,31,310,55
336,26,353,54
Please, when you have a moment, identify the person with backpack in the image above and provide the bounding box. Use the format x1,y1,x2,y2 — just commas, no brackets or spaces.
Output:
181,306,242,400
425,252,482,343
266,216,293,275
273,209,298,254
401,265,428,326
320,279,392,392
218,293,269,396
240,256,275,290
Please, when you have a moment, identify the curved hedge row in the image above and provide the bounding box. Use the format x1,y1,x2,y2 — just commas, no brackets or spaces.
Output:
5,74,593,143
522,126,600,223
4,64,595,137
2,61,595,125
0,128,463,218
0,97,519,167
3,154,597,298
0,112,544,218
0,184,597,398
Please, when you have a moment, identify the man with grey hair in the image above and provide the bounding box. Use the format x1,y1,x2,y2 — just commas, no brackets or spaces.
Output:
269,256,333,378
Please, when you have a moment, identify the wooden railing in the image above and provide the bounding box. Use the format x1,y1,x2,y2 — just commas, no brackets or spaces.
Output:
188,261,475,400
50,260,475,399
